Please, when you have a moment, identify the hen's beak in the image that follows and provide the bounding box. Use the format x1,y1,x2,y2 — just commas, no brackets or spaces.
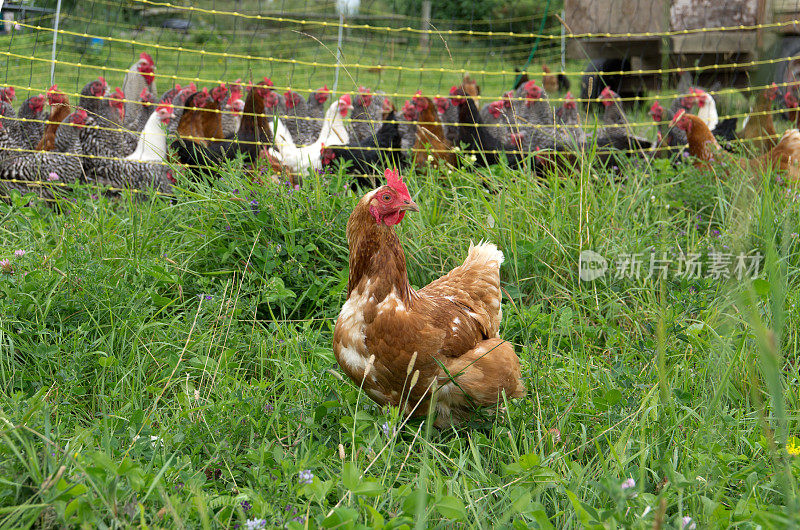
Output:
400,199,419,212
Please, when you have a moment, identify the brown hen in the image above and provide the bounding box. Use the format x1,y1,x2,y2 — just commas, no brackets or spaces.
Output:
333,169,525,428
412,96,455,168
736,83,780,154
675,110,800,183
36,85,70,152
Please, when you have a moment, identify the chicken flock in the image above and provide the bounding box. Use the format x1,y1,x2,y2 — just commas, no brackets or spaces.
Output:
2,53,800,204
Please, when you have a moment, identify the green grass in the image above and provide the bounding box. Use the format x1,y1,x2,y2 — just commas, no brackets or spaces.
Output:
0,145,799,528
0,6,799,528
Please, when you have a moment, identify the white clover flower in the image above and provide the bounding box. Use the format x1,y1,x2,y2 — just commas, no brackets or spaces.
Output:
245,519,267,530
621,478,636,490
298,469,314,485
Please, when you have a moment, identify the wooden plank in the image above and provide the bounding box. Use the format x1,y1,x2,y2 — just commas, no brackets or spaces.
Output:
566,38,662,60
776,13,800,34
670,0,758,31
671,31,757,53
563,0,667,35
775,0,800,13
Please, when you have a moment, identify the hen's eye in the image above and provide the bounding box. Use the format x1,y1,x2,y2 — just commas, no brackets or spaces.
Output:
382,194,391,202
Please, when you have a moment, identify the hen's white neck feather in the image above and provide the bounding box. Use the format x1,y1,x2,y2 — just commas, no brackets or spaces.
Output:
125,111,166,161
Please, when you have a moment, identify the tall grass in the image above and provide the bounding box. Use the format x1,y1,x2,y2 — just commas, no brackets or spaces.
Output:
0,149,798,527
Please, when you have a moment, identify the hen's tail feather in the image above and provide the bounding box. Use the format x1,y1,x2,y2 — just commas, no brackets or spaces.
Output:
466,241,504,267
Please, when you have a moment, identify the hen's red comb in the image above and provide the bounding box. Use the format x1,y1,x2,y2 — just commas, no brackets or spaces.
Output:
385,168,410,199
671,108,686,125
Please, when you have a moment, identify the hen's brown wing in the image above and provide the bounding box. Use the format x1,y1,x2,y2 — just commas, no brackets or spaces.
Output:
419,241,504,339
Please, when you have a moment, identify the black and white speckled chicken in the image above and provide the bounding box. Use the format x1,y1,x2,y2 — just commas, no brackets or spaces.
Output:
120,87,157,151
220,82,244,138
399,98,419,153
322,110,404,180
160,82,194,106
0,87,14,105
78,79,130,173
16,93,47,151
0,109,87,201
595,87,651,152
0,99,20,162
436,86,461,146
122,52,157,130
479,93,513,144
305,85,331,143
87,153,173,196
279,90,311,145
504,82,573,152
396,91,430,154
85,100,174,195
78,76,109,117
0,102,21,166
348,86,390,143
554,91,585,146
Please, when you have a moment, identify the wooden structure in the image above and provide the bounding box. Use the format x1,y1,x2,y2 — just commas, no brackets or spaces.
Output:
565,0,800,90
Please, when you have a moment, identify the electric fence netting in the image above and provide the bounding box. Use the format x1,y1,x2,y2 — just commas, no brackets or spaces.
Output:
2,0,800,202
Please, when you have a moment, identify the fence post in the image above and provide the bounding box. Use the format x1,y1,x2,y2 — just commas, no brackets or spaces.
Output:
333,12,344,94
50,0,62,86
419,1,431,49
560,9,565,70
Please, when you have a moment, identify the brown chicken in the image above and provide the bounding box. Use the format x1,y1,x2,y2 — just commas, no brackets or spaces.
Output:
736,83,780,154
333,169,525,428
542,64,558,94
675,110,800,183
461,75,480,98
176,88,225,146
36,85,70,152
412,96,455,168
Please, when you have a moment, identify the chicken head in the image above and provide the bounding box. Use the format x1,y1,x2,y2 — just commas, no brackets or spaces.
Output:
599,86,618,107
1,86,15,102
649,101,664,122
368,168,419,226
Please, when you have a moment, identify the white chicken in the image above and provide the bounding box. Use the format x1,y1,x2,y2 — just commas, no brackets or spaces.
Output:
692,88,718,132
125,104,174,162
268,94,352,173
